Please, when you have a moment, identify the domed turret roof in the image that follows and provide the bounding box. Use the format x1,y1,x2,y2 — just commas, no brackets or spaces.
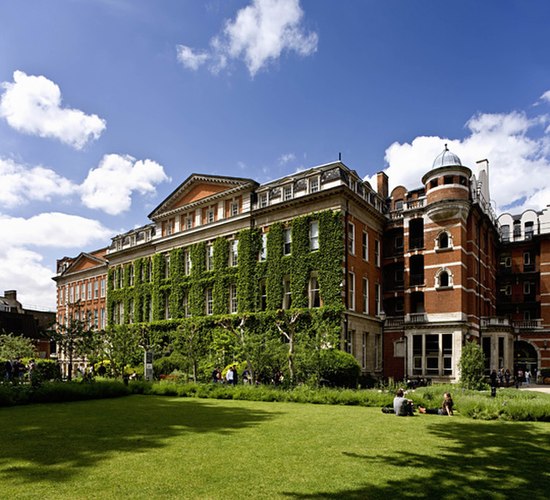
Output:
432,144,462,169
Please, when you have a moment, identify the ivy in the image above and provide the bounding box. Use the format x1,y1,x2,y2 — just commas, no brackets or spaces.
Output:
266,223,284,310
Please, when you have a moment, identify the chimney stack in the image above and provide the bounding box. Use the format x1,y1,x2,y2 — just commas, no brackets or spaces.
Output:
4,290,17,302
377,171,389,200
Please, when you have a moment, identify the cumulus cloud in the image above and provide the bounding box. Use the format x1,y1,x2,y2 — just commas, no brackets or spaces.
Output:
367,109,550,213
0,71,106,149
80,154,170,215
176,45,209,70
0,212,113,309
177,0,318,76
0,157,77,207
540,90,550,104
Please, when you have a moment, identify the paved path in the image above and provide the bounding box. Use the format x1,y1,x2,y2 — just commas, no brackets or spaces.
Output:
519,385,550,394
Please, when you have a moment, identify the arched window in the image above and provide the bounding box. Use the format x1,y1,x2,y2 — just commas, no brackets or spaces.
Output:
436,268,452,289
436,231,452,251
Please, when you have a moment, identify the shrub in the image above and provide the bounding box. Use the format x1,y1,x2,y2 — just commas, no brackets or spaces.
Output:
319,349,360,388
459,342,486,390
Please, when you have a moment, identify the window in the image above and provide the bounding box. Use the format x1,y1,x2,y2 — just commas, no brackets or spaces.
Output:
129,264,134,286
185,216,193,230
501,285,512,296
395,199,403,211
230,284,238,313
524,252,531,266
438,270,450,288
164,254,170,279
75,284,80,301
206,244,214,270
164,294,170,319
345,329,354,354
128,299,134,324
259,193,268,208
283,184,293,201
309,274,320,308
348,272,355,311
513,220,521,239
500,224,510,242
395,236,404,251
184,249,192,275
166,219,174,235
100,308,106,329
348,222,355,254
525,221,534,240
362,231,369,260
362,277,369,314
283,228,292,255
374,239,380,266
362,333,367,370
523,282,531,295
182,291,190,317
283,277,292,309
69,286,74,303
87,282,92,300
412,333,453,376
94,280,99,298
309,176,319,193
259,280,267,311
375,334,382,370
229,240,239,267
500,255,512,268
309,221,319,250
444,175,453,185
231,201,239,216
375,284,381,315
100,278,106,298
82,282,87,299
438,232,449,249
205,289,213,315
259,233,267,261
207,209,215,224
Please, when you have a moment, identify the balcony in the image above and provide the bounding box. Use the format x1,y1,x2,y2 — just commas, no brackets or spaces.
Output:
513,319,543,330
385,316,404,329
480,317,510,328
405,199,426,210
405,313,427,324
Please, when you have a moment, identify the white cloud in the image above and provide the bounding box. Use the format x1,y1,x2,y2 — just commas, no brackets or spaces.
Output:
367,110,550,213
278,152,296,164
540,90,550,104
0,212,113,249
0,212,113,310
0,157,77,207
0,70,106,149
177,0,318,76
80,154,170,215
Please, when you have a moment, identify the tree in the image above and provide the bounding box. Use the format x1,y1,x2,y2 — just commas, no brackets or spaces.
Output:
275,310,302,384
100,325,143,377
0,333,37,359
171,319,210,382
459,341,486,390
51,318,100,381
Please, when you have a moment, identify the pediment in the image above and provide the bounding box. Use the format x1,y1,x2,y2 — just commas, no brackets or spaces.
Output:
64,253,107,275
148,173,257,220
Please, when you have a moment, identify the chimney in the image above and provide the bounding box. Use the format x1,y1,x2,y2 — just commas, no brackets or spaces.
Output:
377,171,389,200
4,290,17,302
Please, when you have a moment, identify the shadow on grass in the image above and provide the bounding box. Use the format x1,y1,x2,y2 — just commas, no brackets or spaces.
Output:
0,395,276,484
284,419,550,499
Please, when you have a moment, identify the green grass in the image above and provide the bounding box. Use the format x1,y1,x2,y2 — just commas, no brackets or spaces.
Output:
1,396,549,499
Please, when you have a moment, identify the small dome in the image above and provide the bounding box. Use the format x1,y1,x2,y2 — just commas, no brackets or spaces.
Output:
432,144,462,169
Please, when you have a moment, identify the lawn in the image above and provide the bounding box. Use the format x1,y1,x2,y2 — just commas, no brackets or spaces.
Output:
1,395,549,499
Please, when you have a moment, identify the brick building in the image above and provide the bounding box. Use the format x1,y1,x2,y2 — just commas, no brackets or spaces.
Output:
0,290,55,358
53,149,550,381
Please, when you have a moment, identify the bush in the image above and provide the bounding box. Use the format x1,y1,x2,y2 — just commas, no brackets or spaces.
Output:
153,354,186,378
459,342,486,390
319,349,361,388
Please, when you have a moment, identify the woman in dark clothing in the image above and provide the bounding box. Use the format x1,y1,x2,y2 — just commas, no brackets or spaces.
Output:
418,392,454,416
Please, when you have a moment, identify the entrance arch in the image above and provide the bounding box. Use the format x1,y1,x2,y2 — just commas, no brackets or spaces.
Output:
513,340,538,374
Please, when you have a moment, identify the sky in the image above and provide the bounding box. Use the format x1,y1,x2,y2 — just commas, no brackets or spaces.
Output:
2,0,550,310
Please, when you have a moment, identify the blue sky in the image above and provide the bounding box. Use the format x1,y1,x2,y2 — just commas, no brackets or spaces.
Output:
2,0,550,309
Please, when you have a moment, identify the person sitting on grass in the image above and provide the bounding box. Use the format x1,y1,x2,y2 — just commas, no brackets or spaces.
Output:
418,392,454,416
393,388,414,416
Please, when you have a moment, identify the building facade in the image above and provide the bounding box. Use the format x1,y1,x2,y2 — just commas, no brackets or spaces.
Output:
0,290,55,358
53,151,550,382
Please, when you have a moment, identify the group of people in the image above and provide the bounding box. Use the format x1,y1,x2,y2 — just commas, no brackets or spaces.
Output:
392,388,454,417
211,365,243,385
489,368,533,390
4,358,36,384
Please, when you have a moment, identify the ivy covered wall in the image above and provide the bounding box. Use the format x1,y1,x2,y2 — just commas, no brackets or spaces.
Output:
107,209,344,326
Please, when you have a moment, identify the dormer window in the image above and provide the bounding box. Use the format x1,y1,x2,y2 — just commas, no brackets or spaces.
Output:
309,177,319,193
231,201,239,216
259,193,268,208
207,209,215,224
283,184,293,201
